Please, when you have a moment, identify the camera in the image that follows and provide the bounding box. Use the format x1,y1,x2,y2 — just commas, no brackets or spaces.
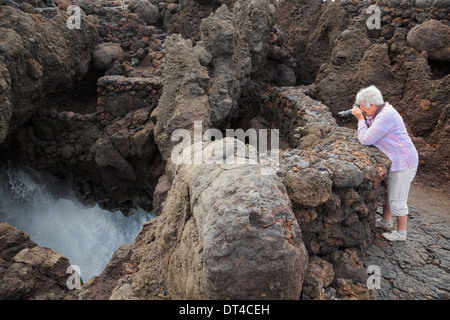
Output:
338,103,361,119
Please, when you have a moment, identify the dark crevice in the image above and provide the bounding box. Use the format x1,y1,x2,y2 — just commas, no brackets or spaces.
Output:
428,59,450,80
46,65,104,115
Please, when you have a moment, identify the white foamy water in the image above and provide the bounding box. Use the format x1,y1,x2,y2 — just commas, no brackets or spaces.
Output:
0,164,154,281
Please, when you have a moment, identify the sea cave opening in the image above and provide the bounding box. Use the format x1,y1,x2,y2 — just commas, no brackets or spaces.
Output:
0,162,155,282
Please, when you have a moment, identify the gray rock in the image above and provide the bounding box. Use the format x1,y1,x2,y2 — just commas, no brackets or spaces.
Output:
363,211,450,300
329,249,369,285
407,20,450,61
104,61,123,76
152,1,278,160
433,0,450,8
89,138,309,300
60,145,74,159
20,2,34,13
414,0,436,8
92,43,124,70
128,0,160,25
276,63,297,86
0,6,98,145
284,168,333,207
325,158,364,189
0,223,72,300
302,256,334,300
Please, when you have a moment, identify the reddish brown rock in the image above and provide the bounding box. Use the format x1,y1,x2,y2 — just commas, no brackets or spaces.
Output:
336,278,370,300
407,20,450,61
302,256,335,300
0,223,73,300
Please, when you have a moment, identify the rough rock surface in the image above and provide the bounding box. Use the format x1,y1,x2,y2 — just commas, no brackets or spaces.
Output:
406,19,450,61
152,0,278,159
2,75,164,214
77,243,133,300
81,138,309,300
0,6,99,144
0,222,73,300
257,86,391,254
92,43,124,70
301,256,335,300
128,0,160,26
163,0,237,41
0,0,449,301
363,206,450,300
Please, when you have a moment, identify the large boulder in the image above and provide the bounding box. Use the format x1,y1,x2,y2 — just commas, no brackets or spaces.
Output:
128,0,160,25
406,20,450,61
284,168,333,208
92,43,124,70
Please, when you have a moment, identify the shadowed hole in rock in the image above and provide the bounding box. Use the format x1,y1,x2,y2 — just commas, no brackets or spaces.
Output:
428,59,450,80
46,66,104,115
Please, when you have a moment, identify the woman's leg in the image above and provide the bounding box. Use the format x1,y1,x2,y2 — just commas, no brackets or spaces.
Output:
382,167,417,241
397,215,408,232
382,203,392,221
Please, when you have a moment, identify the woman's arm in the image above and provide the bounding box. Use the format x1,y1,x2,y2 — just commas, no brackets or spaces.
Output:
357,113,395,146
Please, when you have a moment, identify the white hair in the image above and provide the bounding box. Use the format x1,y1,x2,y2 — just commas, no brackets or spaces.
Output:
355,85,384,106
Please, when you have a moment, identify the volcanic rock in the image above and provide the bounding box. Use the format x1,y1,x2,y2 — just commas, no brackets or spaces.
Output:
302,256,335,300
0,6,98,145
277,0,450,179
92,43,124,70
128,0,160,25
406,20,450,61
152,1,278,159
0,223,73,300
82,138,309,300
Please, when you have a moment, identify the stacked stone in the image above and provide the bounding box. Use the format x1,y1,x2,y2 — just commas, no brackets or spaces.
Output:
9,74,165,214
377,0,450,39
331,0,450,39
261,87,391,255
262,86,338,149
18,108,98,168
75,0,167,75
97,75,163,118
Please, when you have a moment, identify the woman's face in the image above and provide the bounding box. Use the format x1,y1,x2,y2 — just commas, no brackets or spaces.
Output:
358,102,378,117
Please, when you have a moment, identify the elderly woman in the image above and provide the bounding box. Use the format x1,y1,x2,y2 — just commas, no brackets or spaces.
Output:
352,85,418,242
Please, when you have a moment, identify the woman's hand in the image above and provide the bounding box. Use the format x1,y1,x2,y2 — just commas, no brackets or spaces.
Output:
352,107,365,121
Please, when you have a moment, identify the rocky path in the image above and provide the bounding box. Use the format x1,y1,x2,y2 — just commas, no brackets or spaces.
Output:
362,183,450,300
